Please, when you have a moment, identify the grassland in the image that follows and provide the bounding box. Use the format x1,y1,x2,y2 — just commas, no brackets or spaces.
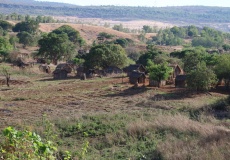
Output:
0,63,229,159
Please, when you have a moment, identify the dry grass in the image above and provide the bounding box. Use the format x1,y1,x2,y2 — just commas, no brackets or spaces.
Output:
39,23,136,44
126,114,230,159
126,114,230,137
153,114,230,136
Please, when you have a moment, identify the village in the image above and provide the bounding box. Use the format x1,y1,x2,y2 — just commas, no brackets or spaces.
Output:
0,11,230,160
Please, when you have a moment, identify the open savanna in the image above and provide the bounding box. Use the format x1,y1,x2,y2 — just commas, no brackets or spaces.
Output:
0,63,229,159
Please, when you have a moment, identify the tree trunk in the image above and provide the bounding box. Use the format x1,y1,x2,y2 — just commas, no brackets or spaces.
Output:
6,75,10,87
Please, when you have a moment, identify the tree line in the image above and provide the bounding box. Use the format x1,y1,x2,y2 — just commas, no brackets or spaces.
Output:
1,1,230,28
1,19,230,91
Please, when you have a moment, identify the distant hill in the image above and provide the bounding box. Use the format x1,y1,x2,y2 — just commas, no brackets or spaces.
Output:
38,23,137,44
0,0,230,31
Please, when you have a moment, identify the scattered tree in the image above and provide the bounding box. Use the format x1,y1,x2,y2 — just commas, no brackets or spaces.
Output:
84,44,129,69
1,67,10,87
13,20,39,34
38,33,76,65
52,25,85,47
186,62,217,91
147,60,171,87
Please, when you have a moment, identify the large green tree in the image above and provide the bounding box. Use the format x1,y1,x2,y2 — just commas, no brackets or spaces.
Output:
186,62,217,91
0,20,13,30
52,25,85,47
17,31,34,48
13,20,39,34
0,37,12,61
84,44,129,69
38,33,76,65
214,54,230,89
137,45,165,66
147,60,171,87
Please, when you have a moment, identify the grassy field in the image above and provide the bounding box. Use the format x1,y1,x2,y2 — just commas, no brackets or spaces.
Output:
0,63,230,159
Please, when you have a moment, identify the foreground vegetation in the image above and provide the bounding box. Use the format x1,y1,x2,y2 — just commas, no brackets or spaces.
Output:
0,64,229,159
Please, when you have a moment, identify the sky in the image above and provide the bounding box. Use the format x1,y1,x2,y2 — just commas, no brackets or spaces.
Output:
37,0,230,7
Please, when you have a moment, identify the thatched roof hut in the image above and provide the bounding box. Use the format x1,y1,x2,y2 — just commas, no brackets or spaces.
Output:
104,66,123,74
124,64,146,76
53,63,72,79
53,70,68,80
129,71,146,84
55,63,72,73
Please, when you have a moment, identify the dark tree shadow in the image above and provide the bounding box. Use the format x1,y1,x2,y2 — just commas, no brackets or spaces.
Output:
104,85,151,97
37,76,80,82
180,95,230,120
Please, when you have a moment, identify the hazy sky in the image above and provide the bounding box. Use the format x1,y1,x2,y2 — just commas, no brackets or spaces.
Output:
37,0,230,7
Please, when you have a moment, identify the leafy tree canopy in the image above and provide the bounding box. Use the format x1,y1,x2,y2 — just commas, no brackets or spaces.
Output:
147,60,171,87
84,44,129,69
0,37,13,61
0,20,13,30
52,25,85,47
38,33,76,64
13,20,39,34
186,62,217,91
17,31,34,48
214,54,230,89
98,32,115,39
137,45,166,66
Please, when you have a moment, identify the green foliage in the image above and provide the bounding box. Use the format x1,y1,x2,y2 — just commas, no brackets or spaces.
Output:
187,25,199,37
0,126,57,159
114,38,129,48
84,44,129,69
182,47,215,72
170,26,186,38
192,27,224,48
72,57,85,66
142,25,158,33
38,33,76,64
112,24,132,33
17,31,34,47
13,20,39,34
214,54,230,89
52,25,85,47
222,44,230,51
137,45,165,66
36,15,56,23
153,28,184,46
147,60,171,87
0,20,13,31
98,32,115,39
186,62,217,91
0,37,12,61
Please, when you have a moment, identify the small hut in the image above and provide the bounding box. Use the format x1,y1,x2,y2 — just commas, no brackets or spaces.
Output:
53,70,68,79
175,75,187,88
53,63,72,79
55,63,72,73
104,66,123,74
124,64,146,76
168,64,184,84
129,71,146,84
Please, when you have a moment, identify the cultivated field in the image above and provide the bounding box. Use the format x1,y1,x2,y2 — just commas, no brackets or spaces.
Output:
0,63,229,159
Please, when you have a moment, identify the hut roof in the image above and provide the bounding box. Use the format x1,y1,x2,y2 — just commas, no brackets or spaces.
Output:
169,64,184,73
55,63,72,73
130,71,146,78
124,64,146,72
53,69,68,74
